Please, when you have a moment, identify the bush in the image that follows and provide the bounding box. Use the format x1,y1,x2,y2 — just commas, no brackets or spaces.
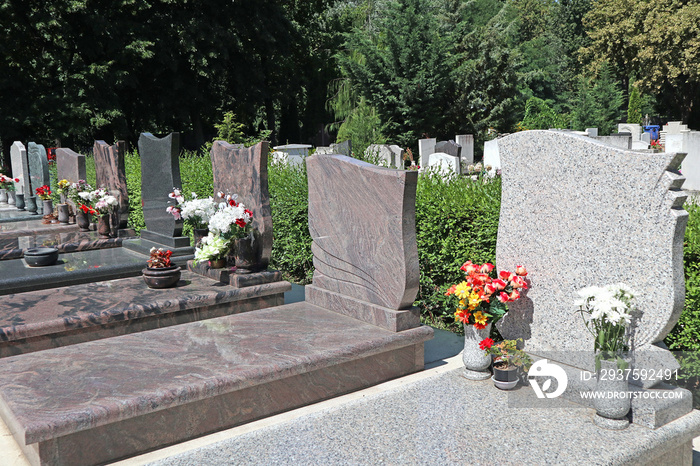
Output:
124,150,144,232
267,160,313,283
415,172,501,330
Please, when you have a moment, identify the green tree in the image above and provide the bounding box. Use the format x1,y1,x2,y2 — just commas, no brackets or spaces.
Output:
627,83,642,125
570,63,624,134
520,97,568,130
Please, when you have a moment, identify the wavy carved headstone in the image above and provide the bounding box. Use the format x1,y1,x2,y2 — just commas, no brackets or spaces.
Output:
56,148,86,184
10,142,30,196
210,141,272,270
435,140,461,159
28,143,49,214
304,154,420,332
123,133,192,256
496,131,687,386
94,140,129,230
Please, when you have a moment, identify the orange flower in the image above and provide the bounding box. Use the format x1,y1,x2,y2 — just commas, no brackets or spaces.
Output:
474,322,487,330
454,310,471,324
445,284,457,296
515,265,528,276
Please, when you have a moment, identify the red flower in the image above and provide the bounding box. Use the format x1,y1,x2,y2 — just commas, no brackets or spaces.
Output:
454,310,471,324
479,338,495,350
515,265,528,276
244,209,253,217
445,284,457,296
480,263,494,274
234,218,247,228
474,322,487,330
497,291,510,303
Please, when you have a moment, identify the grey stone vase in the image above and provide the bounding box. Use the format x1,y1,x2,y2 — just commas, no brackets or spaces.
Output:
25,195,38,215
57,204,70,224
15,193,25,210
0,188,7,205
462,322,492,380
593,358,631,430
7,190,15,206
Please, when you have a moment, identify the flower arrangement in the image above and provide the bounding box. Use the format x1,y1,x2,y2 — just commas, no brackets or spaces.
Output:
166,188,217,230
147,247,173,268
35,184,52,200
209,192,253,240
193,233,231,265
576,283,636,370
78,203,99,216
446,261,528,329
403,148,420,170
479,338,532,371
68,180,93,206
0,174,19,191
56,179,71,199
650,139,663,150
92,188,119,215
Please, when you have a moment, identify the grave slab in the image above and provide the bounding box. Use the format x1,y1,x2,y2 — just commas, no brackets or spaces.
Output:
0,228,129,261
0,304,431,466
0,270,289,357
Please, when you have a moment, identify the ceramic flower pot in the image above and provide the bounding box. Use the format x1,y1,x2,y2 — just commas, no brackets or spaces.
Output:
209,258,226,269
57,204,70,224
593,358,630,430
97,213,111,239
142,265,181,289
0,189,7,205
462,322,492,380
24,247,59,267
76,210,91,232
492,364,519,390
14,193,25,210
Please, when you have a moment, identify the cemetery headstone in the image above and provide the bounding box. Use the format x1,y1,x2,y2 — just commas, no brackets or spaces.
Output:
641,132,651,145
665,133,685,154
496,130,687,385
365,144,395,168
586,128,598,137
618,123,642,141
27,142,49,214
94,140,130,232
210,140,273,270
680,131,700,191
435,140,461,159
483,139,500,174
594,134,631,150
455,135,474,164
389,145,404,167
272,144,311,167
304,154,420,331
331,140,352,157
124,133,192,257
56,148,87,184
418,138,436,169
428,152,460,176
10,142,30,196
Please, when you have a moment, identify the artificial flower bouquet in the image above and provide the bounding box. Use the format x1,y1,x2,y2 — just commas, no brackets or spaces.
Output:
167,188,217,230
68,180,93,209
576,283,636,370
56,179,71,202
210,191,253,240
92,188,119,215
35,184,52,200
446,261,528,329
193,233,231,265
0,173,19,191
147,247,173,268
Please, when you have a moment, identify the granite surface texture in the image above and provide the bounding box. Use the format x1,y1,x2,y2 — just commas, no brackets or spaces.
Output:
10,142,30,196
210,141,273,269
147,368,700,466
55,148,86,184
94,140,129,229
0,247,148,295
27,143,49,215
138,133,183,238
0,303,432,463
0,210,40,223
186,260,284,288
306,154,419,311
435,140,461,158
0,230,123,261
496,131,688,375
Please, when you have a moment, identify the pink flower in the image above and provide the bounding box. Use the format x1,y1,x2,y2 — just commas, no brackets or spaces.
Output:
460,260,479,274
512,276,528,290
515,265,528,276
509,289,520,301
499,270,515,281
497,291,510,303
492,278,507,291
480,263,494,274
166,206,182,220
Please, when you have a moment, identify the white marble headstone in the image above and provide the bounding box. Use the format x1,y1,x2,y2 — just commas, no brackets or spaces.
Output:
418,138,436,169
483,139,500,174
456,135,474,164
428,152,459,176
680,132,700,191
10,142,30,196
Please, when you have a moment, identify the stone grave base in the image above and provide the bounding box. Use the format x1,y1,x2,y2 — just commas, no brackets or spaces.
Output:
123,230,194,260
186,260,284,288
0,270,290,357
0,304,432,466
0,229,131,261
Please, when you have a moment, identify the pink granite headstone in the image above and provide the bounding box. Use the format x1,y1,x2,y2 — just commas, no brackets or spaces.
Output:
56,148,86,184
94,140,129,229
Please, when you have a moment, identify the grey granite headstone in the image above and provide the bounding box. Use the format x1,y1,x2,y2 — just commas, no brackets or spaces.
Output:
210,140,273,270
435,140,461,159
94,140,129,230
496,131,687,384
418,138,436,168
455,135,474,164
586,128,598,137
56,148,87,184
10,142,30,196
594,134,632,150
641,132,651,144
365,144,403,168
27,143,49,214
304,154,420,332
123,133,192,257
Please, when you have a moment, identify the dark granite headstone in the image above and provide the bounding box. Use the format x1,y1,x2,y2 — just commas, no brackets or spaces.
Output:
28,143,49,214
94,140,129,230
56,148,87,184
210,141,273,269
304,154,420,331
123,133,192,257
331,139,352,157
435,140,461,159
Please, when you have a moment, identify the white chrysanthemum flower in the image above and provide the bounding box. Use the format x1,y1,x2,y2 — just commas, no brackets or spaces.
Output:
577,286,602,300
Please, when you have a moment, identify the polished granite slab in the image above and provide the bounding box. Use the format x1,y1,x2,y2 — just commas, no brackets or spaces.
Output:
0,270,290,356
0,304,432,465
0,209,40,224
0,219,77,237
0,230,126,261
0,247,150,295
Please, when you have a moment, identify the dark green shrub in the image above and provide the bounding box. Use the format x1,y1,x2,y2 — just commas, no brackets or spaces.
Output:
267,160,313,284
415,172,501,330
124,150,144,233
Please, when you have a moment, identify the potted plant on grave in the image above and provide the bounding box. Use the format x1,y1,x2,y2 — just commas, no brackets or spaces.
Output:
142,247,181,289
0,173,19,206
35,184,55,221
92,188,119,238
576,283,637,429
166,188,217,247
479,338,532,390
55,179,72,223
206,191,255,273
446,262,529,380
69,180,94,230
